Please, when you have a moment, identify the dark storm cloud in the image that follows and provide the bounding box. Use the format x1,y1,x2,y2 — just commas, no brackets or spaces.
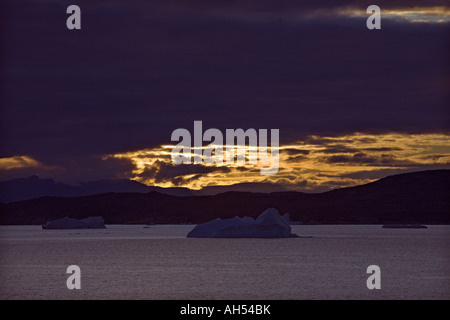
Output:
319,145,403,154
138,160,230,183
363,147,403,152
1,0,449,182
418,154,449,161
286,155,309,162
283,148,311,155
60,155,137,182
325,153,377,164
323,152,419,166
172,174,205,186
235,166,252,172
319,145,360,154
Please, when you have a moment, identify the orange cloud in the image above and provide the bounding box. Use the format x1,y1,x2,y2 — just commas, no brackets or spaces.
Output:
338,6,450,23
0,155,63,181
106,132,450,192
0,156,43,170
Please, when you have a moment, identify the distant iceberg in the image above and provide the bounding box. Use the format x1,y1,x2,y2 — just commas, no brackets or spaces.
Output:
42,216,106,229
382,224,427,229
186,208,299,238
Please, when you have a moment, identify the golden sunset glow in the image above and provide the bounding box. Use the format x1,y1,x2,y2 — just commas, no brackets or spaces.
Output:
104,133,450,192
339,6,450,23
0,156,43,170
3,133,447,192
0,156,62,181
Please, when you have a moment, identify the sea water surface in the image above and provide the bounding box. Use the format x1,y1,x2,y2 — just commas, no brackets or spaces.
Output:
0,225,449,299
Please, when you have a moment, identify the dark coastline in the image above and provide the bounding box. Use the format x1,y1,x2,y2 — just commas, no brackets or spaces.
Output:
1,170,448,226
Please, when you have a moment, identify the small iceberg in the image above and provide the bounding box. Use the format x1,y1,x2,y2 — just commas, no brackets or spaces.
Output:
382,224,427,229
187,208,299,238
42,216,106,229
144,222,155,228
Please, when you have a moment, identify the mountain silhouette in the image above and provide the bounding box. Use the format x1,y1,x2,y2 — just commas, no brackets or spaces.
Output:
0,170,448,225
0,176,290,203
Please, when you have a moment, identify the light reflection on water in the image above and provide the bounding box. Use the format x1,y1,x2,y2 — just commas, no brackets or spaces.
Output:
0,225,449,299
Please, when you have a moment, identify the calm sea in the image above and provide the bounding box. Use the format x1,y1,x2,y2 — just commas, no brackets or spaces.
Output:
0,225,449,299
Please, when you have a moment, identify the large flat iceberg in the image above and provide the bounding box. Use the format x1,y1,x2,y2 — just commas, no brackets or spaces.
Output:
187,208,298,238
42,216,106,229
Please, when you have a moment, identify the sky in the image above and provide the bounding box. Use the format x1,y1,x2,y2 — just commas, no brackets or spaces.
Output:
0,0,449,192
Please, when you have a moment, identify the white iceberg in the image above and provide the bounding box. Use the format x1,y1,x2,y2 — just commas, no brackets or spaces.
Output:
186,208,298,238
42,216,106,229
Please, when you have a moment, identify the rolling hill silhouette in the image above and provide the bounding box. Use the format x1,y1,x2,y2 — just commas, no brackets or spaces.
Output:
0,170,448,225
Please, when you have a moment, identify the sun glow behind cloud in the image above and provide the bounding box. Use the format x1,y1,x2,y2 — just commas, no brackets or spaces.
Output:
207,5,450,24
0,155,63,181
2,133,448,192
339,6,450,23
106,132,450,192
0,156,42,170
